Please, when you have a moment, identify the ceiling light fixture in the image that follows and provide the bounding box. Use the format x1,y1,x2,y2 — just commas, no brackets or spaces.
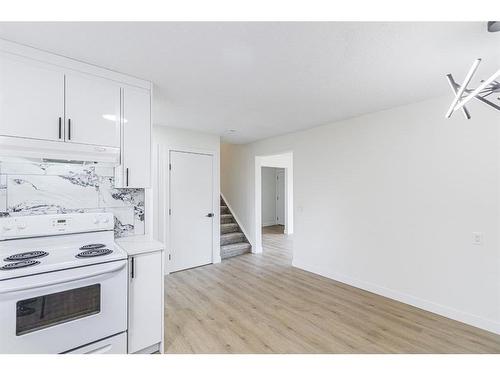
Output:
445,22,500,119
445,59,500,119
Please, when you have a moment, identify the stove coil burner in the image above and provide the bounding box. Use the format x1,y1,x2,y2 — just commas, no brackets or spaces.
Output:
79,243,106,250
76,248,113,258
4,251,49,262
0,260,41,271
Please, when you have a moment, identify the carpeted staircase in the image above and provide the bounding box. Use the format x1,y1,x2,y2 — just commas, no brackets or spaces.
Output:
220,196,251,259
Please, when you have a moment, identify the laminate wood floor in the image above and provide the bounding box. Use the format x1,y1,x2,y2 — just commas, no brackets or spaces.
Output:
164,226,500,353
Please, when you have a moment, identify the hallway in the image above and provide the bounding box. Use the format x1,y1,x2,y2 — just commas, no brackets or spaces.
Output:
164,228,500,353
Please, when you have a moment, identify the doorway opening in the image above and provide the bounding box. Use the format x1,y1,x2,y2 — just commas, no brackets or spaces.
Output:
254,152,293,261
261,167,286,235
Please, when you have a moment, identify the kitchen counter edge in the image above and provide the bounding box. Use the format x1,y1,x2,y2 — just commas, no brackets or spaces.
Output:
116,235,164,256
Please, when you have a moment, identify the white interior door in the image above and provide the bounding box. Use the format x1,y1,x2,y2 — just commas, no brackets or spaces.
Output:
276,170,285,225
169,151,213,272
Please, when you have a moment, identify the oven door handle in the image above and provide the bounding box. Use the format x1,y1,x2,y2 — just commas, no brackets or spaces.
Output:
0,262,126,294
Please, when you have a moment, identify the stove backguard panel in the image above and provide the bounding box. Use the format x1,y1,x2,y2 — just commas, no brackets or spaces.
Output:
0,161,144,238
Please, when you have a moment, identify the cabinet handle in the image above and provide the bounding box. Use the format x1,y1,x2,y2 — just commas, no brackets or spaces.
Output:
58,117,62,139
68,118,71,140
126,168,129,187
131,257,135,279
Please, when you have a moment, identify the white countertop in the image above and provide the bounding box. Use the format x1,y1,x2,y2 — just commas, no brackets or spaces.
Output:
115,235,164,256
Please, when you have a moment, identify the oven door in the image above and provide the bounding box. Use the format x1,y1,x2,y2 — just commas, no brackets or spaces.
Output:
0,260,127,354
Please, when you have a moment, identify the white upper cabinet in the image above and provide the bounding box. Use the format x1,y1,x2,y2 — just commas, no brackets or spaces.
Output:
119,86,151,188
0,55,64,142
0,42,152,175
65,73,121,147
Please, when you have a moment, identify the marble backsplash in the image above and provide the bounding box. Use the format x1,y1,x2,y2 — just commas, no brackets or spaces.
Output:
0,160,144,238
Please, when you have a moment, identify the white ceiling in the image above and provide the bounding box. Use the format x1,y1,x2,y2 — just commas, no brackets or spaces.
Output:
0,22,498,143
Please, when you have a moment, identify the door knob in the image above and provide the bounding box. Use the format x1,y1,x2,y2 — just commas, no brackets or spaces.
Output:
206,213,214,218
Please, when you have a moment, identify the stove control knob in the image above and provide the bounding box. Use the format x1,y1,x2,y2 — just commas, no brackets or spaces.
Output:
3,224,13,231
93,218,100,225
102,218,110,224
17,223,27,230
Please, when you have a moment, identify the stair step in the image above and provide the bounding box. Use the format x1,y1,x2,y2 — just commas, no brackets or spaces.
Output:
221,242,251,259
221,223,239,234
220,214,234,224
219,196,251,260
221,232,246,245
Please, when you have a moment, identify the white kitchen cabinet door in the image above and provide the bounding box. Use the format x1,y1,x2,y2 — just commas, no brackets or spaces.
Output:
120,87,151,188
128,251,163,354
65,73,120,147
0,55,64,141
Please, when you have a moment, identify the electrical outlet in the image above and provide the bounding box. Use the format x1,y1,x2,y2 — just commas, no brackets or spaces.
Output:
472,232,483,245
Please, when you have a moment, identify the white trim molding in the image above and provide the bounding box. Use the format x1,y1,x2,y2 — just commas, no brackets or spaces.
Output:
254,152,294,254
0,38,152,90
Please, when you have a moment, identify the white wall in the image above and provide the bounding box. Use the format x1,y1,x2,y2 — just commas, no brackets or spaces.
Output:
220,95,500,334
153,126,221,271
261,167,278,226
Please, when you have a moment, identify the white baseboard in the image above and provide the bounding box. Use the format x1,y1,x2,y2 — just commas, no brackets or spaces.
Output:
262,221,277,227
292,259,500,335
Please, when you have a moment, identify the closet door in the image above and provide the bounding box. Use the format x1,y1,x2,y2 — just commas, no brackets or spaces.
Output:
65,73,120,147
0,54,64,141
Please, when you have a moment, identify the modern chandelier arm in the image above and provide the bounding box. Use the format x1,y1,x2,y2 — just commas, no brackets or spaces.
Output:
448,76,500,112
479,90,495,99
471,92,500,111
445,23,500,119
452,67,500,113
445,74,471,119
445,59,482,118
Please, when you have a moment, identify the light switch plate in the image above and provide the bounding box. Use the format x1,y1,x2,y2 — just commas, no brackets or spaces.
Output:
472,232,483,245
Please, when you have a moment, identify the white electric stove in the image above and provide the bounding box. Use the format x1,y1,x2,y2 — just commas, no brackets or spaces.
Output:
0,213,128,354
